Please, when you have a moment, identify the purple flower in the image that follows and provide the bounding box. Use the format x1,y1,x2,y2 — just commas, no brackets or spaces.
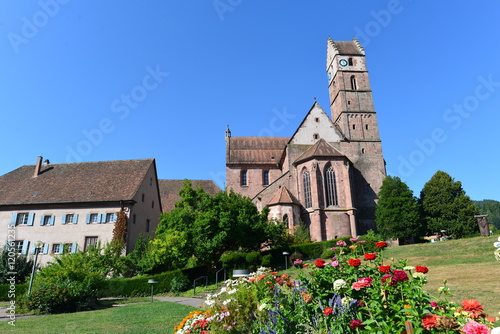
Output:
336,240,347,247
357,240,366,244
350,237,359,242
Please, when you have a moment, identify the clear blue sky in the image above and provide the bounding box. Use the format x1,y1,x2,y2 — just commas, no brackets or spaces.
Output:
1,1,500,201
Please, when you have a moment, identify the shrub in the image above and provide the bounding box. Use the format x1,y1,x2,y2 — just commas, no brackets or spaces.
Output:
220,251,248,270
261,254,272,267
245,252,262,270
169,272,190,293
0,249,34,284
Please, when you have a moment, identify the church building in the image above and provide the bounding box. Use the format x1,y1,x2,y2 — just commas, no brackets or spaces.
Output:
225,38,386,241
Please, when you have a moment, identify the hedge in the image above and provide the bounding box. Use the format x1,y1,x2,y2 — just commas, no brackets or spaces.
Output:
0,283,27,301
100,266,206,298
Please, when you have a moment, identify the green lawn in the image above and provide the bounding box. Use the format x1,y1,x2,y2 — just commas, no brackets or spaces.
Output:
383,235,500,316
0,300,195,334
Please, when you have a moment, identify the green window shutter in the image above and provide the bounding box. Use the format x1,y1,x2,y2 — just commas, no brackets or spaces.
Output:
27,212,35,226
40,215,45,226
43,243,49,254
74,214,79,224
86,214,91,224
61,214,67,225
10,213,17,226
21,241,30,255
71,243,78,253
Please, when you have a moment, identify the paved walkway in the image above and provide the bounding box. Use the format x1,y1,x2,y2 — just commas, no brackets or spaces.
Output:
0,296,205,322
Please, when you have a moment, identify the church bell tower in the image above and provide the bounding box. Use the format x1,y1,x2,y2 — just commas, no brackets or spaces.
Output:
326,38,381,142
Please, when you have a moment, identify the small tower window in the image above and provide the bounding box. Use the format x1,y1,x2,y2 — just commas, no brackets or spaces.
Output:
241,170,247,186
314,117,320,122
352,124,356,130
348,58,353,66
350,75,357,90
283,214,290,229
361,148,365,154
347,101,351,105
365,124,369,130
313,134,319,140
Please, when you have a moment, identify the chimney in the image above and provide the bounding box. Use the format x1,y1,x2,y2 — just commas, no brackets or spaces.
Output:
34,156,43,177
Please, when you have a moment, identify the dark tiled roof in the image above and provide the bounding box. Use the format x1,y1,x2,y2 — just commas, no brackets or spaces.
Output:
158,179,221,212
294,139,346,165
227,137,289,165
268,186,300,206
329,39,364,55
0,159,155,206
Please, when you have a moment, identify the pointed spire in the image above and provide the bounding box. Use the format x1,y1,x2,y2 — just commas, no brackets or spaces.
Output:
225,125,231,139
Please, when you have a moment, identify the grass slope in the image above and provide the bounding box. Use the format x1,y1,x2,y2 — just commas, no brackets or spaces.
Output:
0,301,195,334
383,235,499,316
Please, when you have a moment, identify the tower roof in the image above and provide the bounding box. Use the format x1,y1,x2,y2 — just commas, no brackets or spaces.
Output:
294,138,346,165
327,38,365,56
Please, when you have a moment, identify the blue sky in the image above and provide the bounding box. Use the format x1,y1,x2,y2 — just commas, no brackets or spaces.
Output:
1,1,500,201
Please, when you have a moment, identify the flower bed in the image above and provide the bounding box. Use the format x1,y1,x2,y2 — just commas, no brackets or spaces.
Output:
174,240,499,333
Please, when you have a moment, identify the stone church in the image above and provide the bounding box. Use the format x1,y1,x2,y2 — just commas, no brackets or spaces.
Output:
225,38,386,241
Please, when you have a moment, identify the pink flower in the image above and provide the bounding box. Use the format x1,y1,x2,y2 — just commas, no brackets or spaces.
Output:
430,301,438,308
357,240,366,244
392,270,409,282
352,277,372,290
462,321,490,334
331,260,339,267
349,237,359,242
336,240,347,247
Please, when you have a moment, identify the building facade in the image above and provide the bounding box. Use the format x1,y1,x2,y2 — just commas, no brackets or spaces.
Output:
0,157,162,266
225,39,386,241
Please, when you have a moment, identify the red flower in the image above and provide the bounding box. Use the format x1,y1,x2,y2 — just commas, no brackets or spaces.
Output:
461,299,483,312
349,319,363,329
364,253,377,261
375,241,387,248
378,265,391,273
302,263,309,268
347,258,361,267
271,271,278,276
257,274,266,281
315,259,326,268
323,307,333,316
415,265,429,274
392,270,409,282
422,314,437,330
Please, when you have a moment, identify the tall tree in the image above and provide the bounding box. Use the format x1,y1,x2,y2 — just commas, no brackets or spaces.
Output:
152,180,287,270
420,171,479,238
375,176,422,243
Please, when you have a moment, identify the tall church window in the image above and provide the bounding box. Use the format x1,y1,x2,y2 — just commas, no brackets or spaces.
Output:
263,170,269,186
325,166,338,206
350,75,357,90
302,170,312,208
241,170,247,186
283,214,289,229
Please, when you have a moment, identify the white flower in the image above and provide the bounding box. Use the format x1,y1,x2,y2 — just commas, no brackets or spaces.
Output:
333,279,348,292
341,296,354,306
404,266,415,271
258,303,267,311
490,327,500,334
412,272,427,281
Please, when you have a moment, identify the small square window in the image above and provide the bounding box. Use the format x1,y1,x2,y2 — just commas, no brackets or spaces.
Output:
16,213,29,226
89,213,99,223
65,214,74,224
14,241,24,254
52,244,60,254
314,117,320,122
105,213,115,223
84,237,98,251
42,215,52,226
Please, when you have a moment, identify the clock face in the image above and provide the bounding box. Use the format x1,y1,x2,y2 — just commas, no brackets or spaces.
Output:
339,59,348,67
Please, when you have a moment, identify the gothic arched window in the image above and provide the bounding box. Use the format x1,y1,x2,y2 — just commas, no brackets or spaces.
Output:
325,166,338,206
283,214,289,229
302,170,312,208
350,75,357,90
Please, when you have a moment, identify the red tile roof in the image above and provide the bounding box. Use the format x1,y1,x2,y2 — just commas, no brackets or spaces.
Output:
158,179,221,212
227,137,289,165
0,159,155,206
268,186,300,206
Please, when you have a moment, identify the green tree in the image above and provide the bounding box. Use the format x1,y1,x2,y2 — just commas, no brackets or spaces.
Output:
0,249,34,284
375,176,422,243
420,171,479,238
152,180,287,270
